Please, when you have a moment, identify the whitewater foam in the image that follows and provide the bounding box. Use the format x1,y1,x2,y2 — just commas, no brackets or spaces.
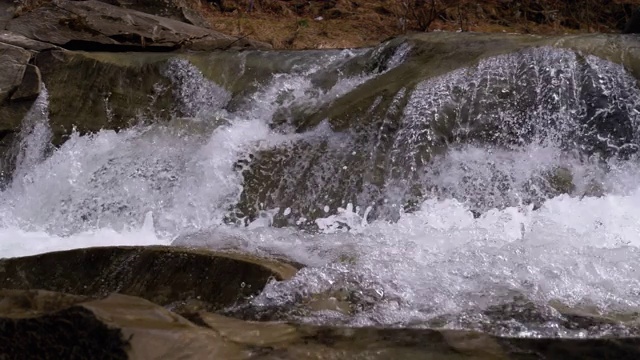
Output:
2,44,640,337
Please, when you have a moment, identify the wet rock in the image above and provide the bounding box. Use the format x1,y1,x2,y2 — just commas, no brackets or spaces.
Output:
0,42,31,103
0,290,243,359
0,131,17,186
0,41,33,151
5,0,269,51
0,245,298,313
234,33,640,225
194,312,640,360
30,50,175,145
10,64,41,102
546,167,575,195
0,289,89,317
2,289,640,359
0,290,128,359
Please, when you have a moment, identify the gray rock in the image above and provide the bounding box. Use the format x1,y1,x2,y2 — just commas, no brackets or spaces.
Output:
0,31,61,51
5,0,270,51
0,42,31,103
11,64,41,101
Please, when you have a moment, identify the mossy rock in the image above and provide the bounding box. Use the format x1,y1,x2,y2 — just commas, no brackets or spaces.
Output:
0,245,298,313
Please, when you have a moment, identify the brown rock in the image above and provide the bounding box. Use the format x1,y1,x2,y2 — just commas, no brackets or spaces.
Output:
2,289,640,359
0,290,129,359
0,245,298,313
0,290,245,359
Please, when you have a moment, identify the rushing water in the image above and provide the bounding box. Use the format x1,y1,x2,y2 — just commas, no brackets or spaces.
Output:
2,40,640,338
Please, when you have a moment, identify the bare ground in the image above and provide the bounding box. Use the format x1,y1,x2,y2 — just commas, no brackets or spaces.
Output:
196,0,640,49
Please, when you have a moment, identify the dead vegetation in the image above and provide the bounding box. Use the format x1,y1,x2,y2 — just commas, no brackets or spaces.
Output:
13,0,640,48
197,0,640,48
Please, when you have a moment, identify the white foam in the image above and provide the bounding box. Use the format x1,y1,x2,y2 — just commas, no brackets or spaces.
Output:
3,45,640,336
249,191,640,332
0,212,168,259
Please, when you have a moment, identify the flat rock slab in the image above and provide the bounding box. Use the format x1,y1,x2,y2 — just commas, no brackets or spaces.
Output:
6,0,269,51
2,289,640,359
0,31,61,51
0,245,298,313
194,312,640,360
0,290,241,359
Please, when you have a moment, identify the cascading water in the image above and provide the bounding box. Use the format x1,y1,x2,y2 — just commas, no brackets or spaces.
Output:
2,38,640,338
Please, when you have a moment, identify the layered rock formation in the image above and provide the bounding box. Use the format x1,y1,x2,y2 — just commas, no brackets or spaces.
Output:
2,288,640,359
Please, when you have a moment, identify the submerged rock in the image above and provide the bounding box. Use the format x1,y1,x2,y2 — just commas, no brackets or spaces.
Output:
189,312,640,359
0,245,298,313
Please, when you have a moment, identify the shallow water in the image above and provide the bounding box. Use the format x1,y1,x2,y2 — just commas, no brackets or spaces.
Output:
2,42,640,337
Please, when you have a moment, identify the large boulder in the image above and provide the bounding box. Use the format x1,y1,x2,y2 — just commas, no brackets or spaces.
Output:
5,0,269,51
232,32,640,226
32,50,175,144
0,246,298,313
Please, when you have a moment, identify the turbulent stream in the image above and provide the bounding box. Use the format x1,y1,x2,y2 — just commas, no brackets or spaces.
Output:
3,35,640,338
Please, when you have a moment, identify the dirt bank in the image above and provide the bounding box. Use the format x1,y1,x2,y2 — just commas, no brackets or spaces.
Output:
200,0,640,49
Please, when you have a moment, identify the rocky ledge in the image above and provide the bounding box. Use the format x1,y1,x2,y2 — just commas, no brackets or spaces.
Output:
0,0,271,181
0,246,638,359
3,0,269,52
